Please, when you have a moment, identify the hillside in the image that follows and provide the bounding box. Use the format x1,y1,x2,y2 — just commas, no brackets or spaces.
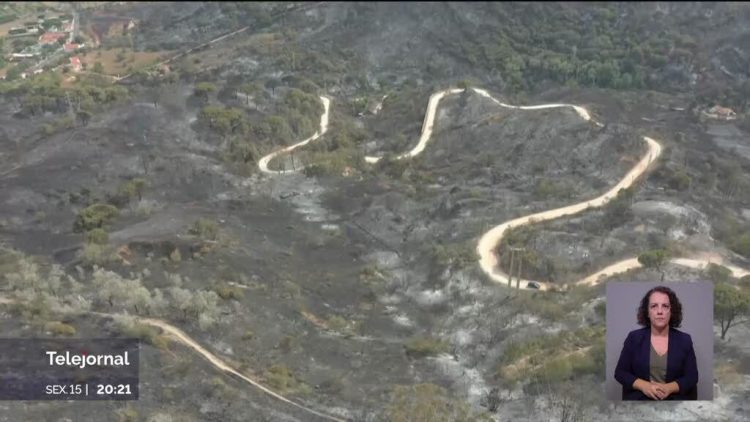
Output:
1,2,749,421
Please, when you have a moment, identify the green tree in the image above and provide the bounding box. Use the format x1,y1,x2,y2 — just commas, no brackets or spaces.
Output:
706,263,732,284
715,282,750,340
603,187,634,228
85,228,109,245
120,178,147,202
73,203,119,232
637,249,669,281
237,82,260,105
194,82,217,102
265,78,281,95
198,106,246,138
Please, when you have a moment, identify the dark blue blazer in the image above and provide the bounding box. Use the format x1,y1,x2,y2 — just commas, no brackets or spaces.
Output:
614,327,698,400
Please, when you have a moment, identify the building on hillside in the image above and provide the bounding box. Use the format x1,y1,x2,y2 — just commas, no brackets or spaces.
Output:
63,43,83,52
39,32,67,45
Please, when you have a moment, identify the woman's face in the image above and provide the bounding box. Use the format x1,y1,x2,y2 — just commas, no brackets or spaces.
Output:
648,291,671,329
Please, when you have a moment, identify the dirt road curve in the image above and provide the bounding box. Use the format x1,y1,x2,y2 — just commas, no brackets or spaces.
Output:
258,96,331,174
476,133,662,291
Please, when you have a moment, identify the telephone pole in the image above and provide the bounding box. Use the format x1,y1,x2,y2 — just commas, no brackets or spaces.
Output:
509,247,526,289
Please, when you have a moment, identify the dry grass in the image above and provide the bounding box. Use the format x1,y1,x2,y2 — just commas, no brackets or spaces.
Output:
715,361,744,389
185,32,282,70
78,48,171,76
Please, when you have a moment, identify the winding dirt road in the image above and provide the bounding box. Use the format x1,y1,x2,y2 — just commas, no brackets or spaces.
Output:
258,96,330,174
259,87,749,291
2,86,748,421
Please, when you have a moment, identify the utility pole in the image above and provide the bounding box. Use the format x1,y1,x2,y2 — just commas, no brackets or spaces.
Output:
509,247,526,289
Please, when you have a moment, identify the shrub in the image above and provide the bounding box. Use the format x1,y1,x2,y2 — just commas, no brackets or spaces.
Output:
264,364,310,394
73,203,119,232
706,263,732,284
404,337,449,358
80,243,118,266
117,321,169,350
85,228,109,245
387,383,489,422
45,321,76,336
536,356,573,383
189,218,219,240
214,282,244,300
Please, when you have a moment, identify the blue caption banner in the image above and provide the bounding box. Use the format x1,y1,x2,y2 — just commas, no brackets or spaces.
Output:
0,338,139,400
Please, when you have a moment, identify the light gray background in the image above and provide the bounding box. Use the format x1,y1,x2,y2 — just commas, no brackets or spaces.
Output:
606,281,714,400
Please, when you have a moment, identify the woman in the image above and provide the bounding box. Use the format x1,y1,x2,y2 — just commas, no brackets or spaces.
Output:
614,286,698,400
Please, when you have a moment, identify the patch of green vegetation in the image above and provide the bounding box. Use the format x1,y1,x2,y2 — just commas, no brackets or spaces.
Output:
326,315,360,337
110,178,147,206
85,228,109,245
510,285,601,322
80,243,118,266
387,383,493,422
116,320,169,350
2,71,129,116
44,321,77,336
115,404,139,422
430,242,477,269
359,264,387,285
214,282,244,301
303,148,364,177
498,327,605,385
73,203,119,232
0,247,23,278
169,248,181,262
404,336,450,358
533,178,576,201
712,213,750,260
263,364,311,395
189,218,219,240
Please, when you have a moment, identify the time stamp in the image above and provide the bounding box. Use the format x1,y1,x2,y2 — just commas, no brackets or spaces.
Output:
0,339,140,401
45,383,135,397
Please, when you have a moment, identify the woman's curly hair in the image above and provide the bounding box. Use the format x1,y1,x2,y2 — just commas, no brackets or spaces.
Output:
637,286,683,327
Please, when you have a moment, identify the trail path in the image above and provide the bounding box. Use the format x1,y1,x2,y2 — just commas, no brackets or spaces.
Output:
0,297,346,422
136,317,346,421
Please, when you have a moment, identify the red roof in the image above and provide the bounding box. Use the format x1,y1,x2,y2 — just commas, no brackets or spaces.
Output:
63,43,81,52
39,32,67,44
70,56,81,69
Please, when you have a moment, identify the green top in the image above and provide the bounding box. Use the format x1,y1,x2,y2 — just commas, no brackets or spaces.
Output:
650,343,667,383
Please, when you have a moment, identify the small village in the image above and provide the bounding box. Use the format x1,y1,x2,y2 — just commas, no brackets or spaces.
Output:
1,3,142,84
1,4,82,80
